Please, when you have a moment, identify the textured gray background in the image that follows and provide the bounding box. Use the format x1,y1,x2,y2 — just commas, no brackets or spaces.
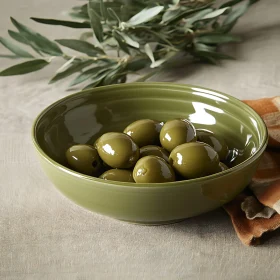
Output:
0,1,280,279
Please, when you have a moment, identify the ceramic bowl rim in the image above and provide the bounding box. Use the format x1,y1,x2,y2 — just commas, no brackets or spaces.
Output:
32,82,268,189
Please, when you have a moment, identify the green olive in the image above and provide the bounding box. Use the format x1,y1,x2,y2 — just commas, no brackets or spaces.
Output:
96,132,140,169
160,119,197,152
66,144,103,176
133,156,175,183
169,142,220,179
218,162,229,172
196,129,229,161
124,119,164,147
100,169,135,182
140,145,169,162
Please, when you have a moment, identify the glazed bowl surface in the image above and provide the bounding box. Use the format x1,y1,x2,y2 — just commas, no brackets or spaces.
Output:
32,82,268,224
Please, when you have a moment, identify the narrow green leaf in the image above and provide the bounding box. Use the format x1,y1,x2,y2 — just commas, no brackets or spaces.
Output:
202,7,230,20
103,67,121,85
220,1,259,33
0,59,49,76
195,50,234,60
133,26,173,47
70,66,107,86
151,51,176,68
83,80,102,90
8,30,42,55
161,7,181,23
31,18,91,29
100,0,108,20
82,69,112,89
0,37,33,58
220,0,243,8
120,33,139,48
107,8,121,23
10,17,63,56
144,43,155,64
0,54,20,59
135,70,158,82
151,58,168,68
8,30,28,44
127,58,149,71
196,34,241,44
55,39,105,56
162,4,213,24
184,9,213,27
200,55,218,65
88,5,104,42
49,60,94,84
127,6,164,26
112,31,130,54
220,1,251,32
194,43,216,52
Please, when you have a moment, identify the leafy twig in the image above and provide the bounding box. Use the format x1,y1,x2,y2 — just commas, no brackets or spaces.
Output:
0,0,259,88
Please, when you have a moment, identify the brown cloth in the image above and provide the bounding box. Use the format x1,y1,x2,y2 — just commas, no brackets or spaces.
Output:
224,97,280,245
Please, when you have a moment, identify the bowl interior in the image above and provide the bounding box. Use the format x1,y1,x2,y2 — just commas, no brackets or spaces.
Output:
34,83,266,173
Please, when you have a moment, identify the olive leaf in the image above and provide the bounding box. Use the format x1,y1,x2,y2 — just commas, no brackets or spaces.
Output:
195,34,241,44
135,70,159,82
87,5,104,42
0,37,33,58
161,6,182,23
112,31,130,54
107,8,121,23
0,59,49,76
220,0,244,8
144,43,155,64
201,7,230,20
127,6,164,26
127,58,149,71
49,60,94,84
10,17,63,56
8,30,42,55
184,8,213,28
0,0,258,90
99,0,108,20
31,18,91,29
55,39,105,56
220,1,255,32
70,66,110,86
0,54,20,59
8,30,28,44
120,33,139,48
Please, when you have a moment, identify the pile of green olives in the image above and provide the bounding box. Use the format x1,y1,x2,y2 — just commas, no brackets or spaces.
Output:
66,118,230,184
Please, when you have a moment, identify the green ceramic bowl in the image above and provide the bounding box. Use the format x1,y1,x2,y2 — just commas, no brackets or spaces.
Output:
32,83,268,224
